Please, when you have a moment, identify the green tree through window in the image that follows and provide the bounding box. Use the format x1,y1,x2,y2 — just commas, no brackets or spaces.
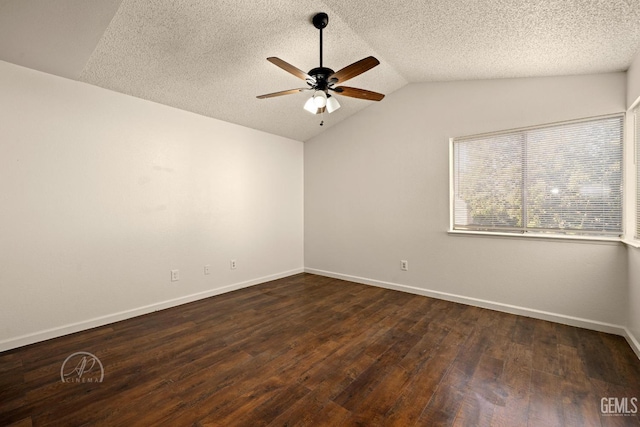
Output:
452,115,623,236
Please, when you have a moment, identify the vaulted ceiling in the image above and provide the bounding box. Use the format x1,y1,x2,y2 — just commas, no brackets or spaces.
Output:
1,0,640,141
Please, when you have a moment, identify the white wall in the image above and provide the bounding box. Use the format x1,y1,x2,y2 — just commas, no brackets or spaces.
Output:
305,73,629,330
627,51,640,353
629,249,640,352
628,48,640,109
0,60,303,351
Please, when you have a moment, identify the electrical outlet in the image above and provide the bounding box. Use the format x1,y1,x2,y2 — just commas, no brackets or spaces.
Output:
400,260,408,271
230,259,237,270
204,264,211,275
171,269,179,281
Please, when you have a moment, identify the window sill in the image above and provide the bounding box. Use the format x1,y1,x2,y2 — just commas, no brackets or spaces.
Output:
621,239,640,249
447,229,622,244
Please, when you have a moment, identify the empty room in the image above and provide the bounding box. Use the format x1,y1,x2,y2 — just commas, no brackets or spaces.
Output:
1,0,640,425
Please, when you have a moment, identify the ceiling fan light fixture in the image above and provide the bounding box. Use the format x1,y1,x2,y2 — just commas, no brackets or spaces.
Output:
326,95,340,113
304,97,318,114
313,90,327,108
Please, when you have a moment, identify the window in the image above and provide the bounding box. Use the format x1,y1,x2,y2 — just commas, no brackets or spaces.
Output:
451,114,624,237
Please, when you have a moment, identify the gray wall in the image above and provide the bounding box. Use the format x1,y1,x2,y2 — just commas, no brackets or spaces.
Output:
305,73,629,329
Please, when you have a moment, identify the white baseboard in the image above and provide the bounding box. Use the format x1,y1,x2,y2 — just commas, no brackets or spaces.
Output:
305,267,640,359
4,267,638,360
623,328,640,360
0,268,304,353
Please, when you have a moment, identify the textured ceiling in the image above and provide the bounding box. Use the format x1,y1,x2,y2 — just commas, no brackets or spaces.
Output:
0,0,123,79
1,0,640,141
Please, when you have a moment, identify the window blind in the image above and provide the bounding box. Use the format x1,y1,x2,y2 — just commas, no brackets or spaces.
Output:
453,115,624,236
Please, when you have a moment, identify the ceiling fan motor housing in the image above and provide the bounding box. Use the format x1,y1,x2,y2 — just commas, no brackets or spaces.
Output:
308,67,335,90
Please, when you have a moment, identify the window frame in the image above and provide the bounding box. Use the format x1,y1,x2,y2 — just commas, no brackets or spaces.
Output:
635,106,640,240
449,113,625,242
623,103,640,248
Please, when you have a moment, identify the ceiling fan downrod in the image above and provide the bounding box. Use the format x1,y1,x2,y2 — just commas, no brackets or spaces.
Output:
309,13,334,92
313,13,328,68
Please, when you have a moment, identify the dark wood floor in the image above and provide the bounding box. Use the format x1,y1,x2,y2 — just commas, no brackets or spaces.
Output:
1,273,639,426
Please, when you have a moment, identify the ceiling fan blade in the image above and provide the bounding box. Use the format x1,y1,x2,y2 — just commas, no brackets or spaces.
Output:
256,88,308,99
330,56,380,84
333,86,385,101
267,57,311,81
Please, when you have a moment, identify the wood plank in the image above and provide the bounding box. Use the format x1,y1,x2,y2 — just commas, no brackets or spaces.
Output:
332,329,421,411
388,330,465,426
490,342,532,425
512,316,536,346
528,369,565,426
532,320,561,376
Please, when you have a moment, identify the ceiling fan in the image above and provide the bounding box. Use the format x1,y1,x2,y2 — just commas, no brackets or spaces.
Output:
256,12,385,119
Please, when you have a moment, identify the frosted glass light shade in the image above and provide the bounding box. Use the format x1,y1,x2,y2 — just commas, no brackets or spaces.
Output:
326,96,340,113
303,97,318,114
313,91,327,108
